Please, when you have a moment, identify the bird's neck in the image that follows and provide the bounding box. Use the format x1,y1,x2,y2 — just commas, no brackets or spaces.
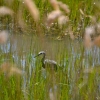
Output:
41,54,45,68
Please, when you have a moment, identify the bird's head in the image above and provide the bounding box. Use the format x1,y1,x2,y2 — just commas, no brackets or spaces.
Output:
34,51,45,58
38,51,45,55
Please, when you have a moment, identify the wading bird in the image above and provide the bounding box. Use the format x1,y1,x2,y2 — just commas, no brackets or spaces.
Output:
34,51,57,71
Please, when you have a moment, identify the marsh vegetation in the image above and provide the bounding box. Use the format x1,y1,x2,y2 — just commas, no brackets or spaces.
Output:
0,0,100,100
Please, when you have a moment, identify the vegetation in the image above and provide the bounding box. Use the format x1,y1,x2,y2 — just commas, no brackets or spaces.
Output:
0,0,100,100
0,0,96,37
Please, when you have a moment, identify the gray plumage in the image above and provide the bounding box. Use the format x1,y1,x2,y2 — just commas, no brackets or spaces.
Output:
34,51,57,71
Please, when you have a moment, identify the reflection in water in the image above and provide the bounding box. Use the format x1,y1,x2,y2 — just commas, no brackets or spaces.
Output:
1,41,10,53
84,47,100,67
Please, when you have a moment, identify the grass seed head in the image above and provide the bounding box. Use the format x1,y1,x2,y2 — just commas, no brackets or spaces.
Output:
94,36,100,47
84,26,95,48
0,30,9,44
47,10,62,26
58,1,70,14
97,23,100,34
49,89,56,100
23,0,39,22
1,62,23,77
49,0,59,10
58,15,69,27
0,6,14,16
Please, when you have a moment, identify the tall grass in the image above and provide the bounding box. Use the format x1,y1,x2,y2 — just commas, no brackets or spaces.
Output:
0,0,95,37
0,0,100,100
0,34,100,100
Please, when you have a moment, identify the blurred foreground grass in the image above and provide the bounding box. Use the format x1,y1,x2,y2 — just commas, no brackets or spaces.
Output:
0,0,96,38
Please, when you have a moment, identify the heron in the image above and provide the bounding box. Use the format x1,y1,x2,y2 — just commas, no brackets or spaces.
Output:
34,51,57,71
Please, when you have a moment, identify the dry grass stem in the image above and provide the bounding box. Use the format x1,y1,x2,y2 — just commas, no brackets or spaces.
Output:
68,27,74,40
23,0,39,22
17,7,26,30
0,30,9,44
80,9,97,24
0,6,14,16
79,9,85,16
80,9,91,18
69,31,74,40
49,89,56,100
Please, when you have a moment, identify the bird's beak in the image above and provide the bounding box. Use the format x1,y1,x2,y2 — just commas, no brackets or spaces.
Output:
34,54,40,58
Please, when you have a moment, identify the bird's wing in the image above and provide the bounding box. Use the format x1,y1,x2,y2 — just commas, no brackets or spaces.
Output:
44,59,57,71
44,59,57,65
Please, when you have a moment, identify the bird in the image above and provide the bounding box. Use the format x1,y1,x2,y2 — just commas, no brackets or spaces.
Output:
34,51,57,71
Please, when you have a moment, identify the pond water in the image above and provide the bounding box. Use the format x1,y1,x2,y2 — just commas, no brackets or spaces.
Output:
1,33,100,68
0,33,100,72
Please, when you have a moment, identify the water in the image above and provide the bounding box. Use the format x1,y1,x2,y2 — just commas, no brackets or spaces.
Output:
1,33,100,75
0,33,100,99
